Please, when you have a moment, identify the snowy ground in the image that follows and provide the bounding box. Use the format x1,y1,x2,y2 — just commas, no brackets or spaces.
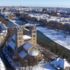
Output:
37,27,70,50
0,58,6,70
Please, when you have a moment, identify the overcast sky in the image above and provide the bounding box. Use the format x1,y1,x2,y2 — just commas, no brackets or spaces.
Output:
0,0,70,8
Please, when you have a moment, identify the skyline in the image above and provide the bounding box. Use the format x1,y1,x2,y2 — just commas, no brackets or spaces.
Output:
0,0,70,8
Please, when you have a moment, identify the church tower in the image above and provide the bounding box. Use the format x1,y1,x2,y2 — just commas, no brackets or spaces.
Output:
31,25,37,48
16,26,24,48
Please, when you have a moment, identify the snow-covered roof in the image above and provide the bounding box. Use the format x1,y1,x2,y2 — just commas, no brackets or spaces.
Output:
0,58,6,70
32,58,70,70
24,23,34,27
50,58,70,69
19,50,27,58
14,19,24,25
8,40,16,50
50,58,64,69
23,43,40,56
9,19,19,27
28,48,40,56
12,34,16,41
7,21,16,28
37,27,70,50
23,43,32,51
64,59,70,69
0,23,6,30
23,35,31,40
31,59,56,70
0,30,7,36
7,34,39,56
7,34,16,50
0,22,7,36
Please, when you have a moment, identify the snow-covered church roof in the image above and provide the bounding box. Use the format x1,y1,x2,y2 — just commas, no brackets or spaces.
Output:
7,34,31,50
23,43,40,56
7,33,39,58
23,35,31,40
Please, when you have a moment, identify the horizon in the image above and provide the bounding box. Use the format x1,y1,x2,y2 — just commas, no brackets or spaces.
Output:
0,6,70,9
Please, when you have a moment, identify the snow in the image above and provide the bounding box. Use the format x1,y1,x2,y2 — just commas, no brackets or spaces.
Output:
64,59,70,69
0,30,7,36
29,13,70,24
23,43,39,56
0,23,6,30
0,23,7,36
7,21,16,28
7,34,16,50
50,58,70,69
23,35,31,40
32,58,70,70
23,43,32,51
19,50,27,58
12,34,16,41
31,60,56,70
28,48,40,56
9,19,19,27
37,27,70,50
32,65,51,70
8,40,16,50
24,23,34,27
0,58,6,70
50,58,64,69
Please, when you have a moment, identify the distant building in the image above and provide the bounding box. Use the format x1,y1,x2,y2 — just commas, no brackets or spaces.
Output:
0,22,7,46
